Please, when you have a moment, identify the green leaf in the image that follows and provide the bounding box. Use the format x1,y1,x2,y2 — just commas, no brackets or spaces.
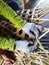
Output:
0,36,15,51
0,0,26,29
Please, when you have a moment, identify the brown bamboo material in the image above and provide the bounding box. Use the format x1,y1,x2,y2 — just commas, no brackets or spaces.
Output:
17,5,49,25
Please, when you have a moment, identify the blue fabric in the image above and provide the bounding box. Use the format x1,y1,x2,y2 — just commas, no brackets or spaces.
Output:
7,1,22,11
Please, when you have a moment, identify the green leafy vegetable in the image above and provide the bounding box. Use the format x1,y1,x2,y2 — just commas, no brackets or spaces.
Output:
0,0,26,29
0,36,15,51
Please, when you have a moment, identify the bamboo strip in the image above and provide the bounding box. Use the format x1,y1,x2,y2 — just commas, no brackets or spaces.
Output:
36,38,49,58
39,31,49,39
34,11,49,21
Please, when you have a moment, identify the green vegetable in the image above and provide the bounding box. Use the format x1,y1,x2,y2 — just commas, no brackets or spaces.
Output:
0,36,15,51
0,0,26,51
0,0,26,29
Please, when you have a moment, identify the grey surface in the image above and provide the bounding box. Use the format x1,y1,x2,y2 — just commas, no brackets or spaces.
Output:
39,1,49,39
15,40,38,53
25,0,40,9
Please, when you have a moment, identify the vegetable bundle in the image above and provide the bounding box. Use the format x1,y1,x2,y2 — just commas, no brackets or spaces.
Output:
0,36,15,51
0,0,26,29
